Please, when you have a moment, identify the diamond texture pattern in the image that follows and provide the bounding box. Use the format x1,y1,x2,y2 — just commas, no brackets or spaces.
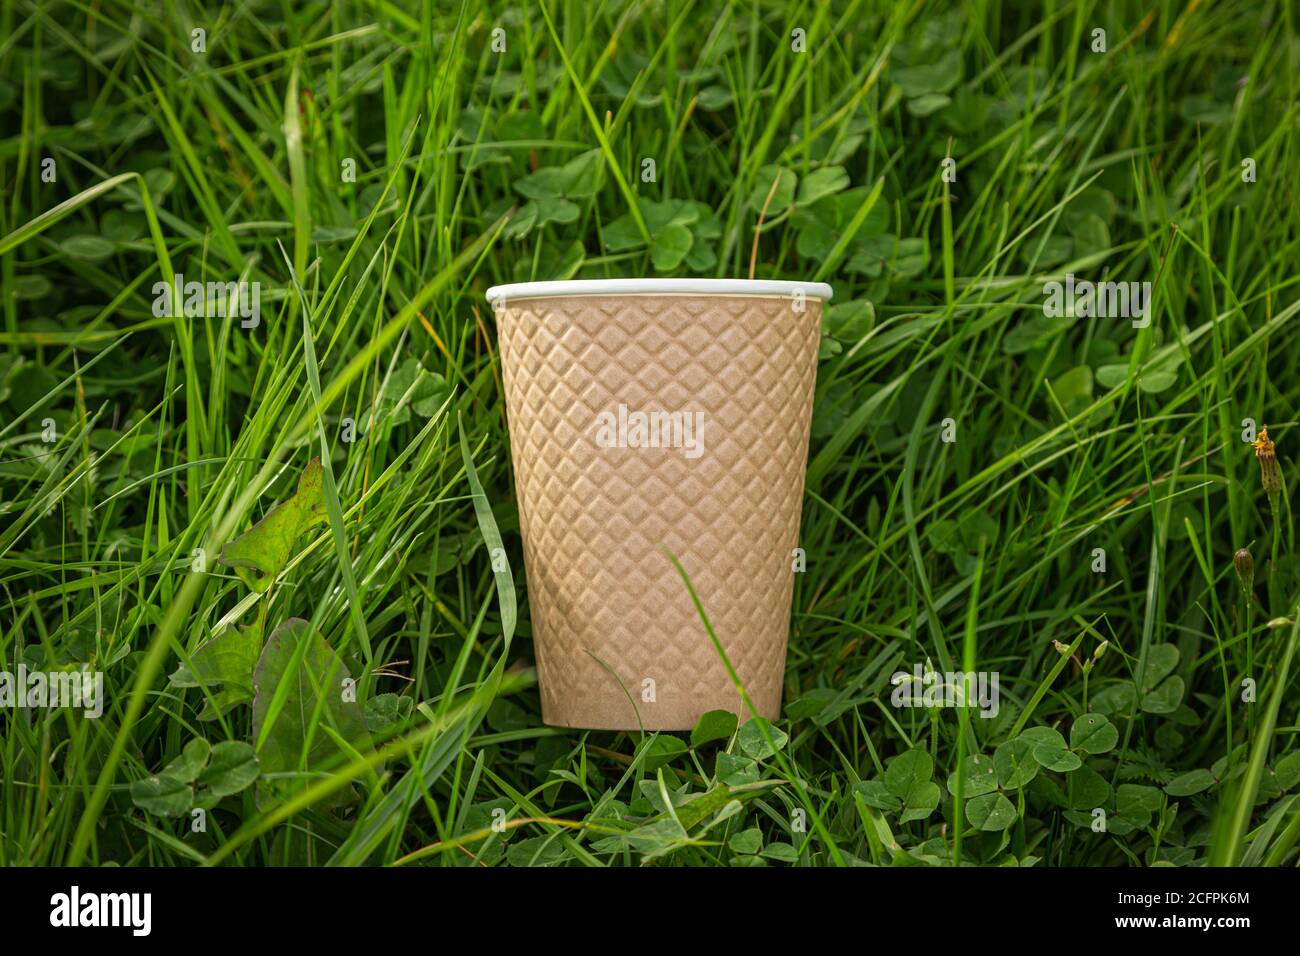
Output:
496,294,822,729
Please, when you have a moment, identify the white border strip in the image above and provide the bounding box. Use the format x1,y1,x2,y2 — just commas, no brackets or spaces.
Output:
486,278,833,306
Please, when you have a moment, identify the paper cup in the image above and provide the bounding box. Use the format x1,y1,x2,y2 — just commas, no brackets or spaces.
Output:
487,279,831,730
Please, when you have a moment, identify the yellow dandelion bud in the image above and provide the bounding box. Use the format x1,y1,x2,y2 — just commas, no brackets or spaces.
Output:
1251,426,1283,499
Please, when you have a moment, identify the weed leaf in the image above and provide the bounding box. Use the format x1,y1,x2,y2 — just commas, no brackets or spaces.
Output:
219,459,327,592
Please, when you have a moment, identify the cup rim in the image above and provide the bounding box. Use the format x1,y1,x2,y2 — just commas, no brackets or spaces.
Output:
485,278,834,306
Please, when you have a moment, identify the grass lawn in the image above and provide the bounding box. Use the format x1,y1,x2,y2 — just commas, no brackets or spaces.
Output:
1,0,1299,867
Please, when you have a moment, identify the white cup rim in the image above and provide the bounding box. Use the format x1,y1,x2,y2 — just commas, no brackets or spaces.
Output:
486,278,833,306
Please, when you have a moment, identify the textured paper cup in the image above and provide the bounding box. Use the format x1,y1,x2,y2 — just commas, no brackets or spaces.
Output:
487,279,831,730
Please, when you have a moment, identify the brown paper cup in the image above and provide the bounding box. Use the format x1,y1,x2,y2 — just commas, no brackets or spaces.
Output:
487,279,831,730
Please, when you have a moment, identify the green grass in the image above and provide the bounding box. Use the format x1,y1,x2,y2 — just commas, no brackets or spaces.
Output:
1,0,1298,866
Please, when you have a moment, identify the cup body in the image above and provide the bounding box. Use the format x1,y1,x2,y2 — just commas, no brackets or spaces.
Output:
489,279,830,729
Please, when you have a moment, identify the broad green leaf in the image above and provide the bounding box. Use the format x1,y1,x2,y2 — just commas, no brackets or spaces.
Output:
891,237,930,277
994,737,1040,789
513,148,605,200
685,201,722,239
1052,365,1094,414
761,842,799,863
509,834,572,866
502,201,540,238
1032,744,1082,772
60,235,117,260
684,238,717,272
1089,682,1137,715
649,223,693,270
793,187,888,261
219,459,327,592
1018,726,1067,749
1274,751,1300,791
716,751,758,786
1144,644,1180,685
728,827,762,855
636,779,688,816
13,275,51,300
602,197,699,255
1165,769,1216,796
737,717,788,760
825,299,875,341
884,749,934,800
966,792,1017,831
797,166,849,206
885,749,940,820
130,774,193,816
1116,784,1163,827
638,735,688,770
700,799,744,833
1095,364,1130,389
197,741,260,799
1004,314,1074,355
411,372,451,417
1138,369,1178,393
365,693,414,732
513,166,571,200
251,618,372,798
602,213,644,251
162,738,211,784
553,148,606,198
855,779,902,811
946,753,998,797
505,197,579,239
1098,358,1180,394
900,782,941,823
378,357,450,423
1141,676,1185,714
533,197,580,228
819,335,843,360
169,622,262,719
747,165,796,215
690,709,737,748
1070,713,1118,754
642,198,699,231
1067,764,1112,810
1211,746,1248,782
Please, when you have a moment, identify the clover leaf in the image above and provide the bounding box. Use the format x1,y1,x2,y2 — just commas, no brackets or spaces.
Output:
602,198,721,273
1137,644,1185,714
1070,713,1119,754
505,148,605,239
130,737,260,816
747,165,797,215
966,791,1017,831
884,749,941,823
